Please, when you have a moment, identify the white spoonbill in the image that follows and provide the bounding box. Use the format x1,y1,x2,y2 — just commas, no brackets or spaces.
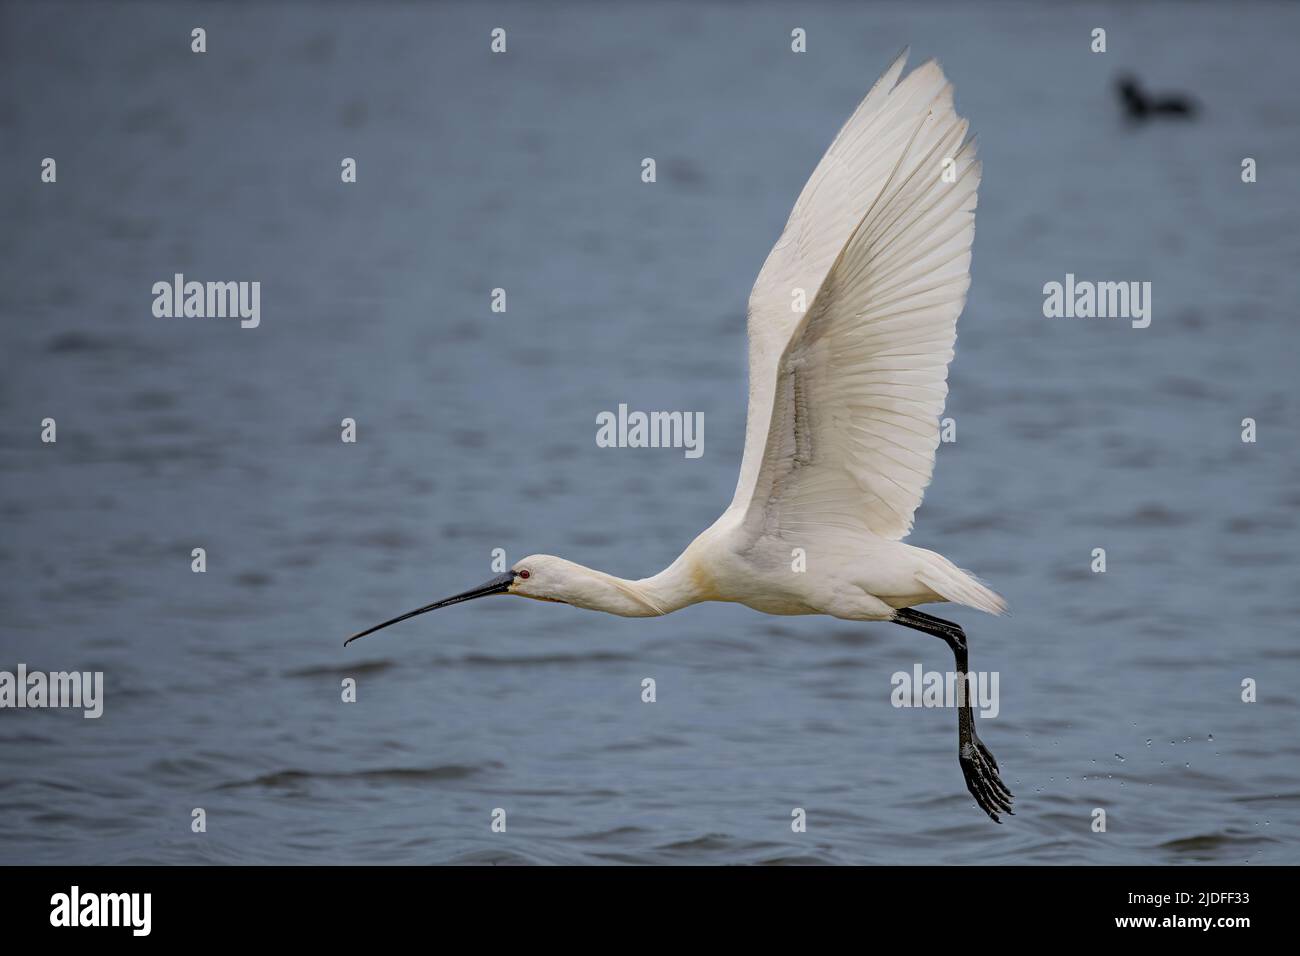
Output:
348,52,1013,822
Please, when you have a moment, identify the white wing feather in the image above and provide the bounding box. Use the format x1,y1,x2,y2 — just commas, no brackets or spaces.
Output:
731,54,980,545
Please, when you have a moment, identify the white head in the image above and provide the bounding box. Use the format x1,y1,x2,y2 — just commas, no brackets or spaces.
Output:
507,554,664,614
344,553,663,645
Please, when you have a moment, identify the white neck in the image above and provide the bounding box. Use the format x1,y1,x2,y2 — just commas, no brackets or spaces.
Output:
634,552,713,615
562,553,710,617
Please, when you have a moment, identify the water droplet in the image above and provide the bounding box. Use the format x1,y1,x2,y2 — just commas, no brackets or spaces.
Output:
1207,734,1214,742
1115,753,1125,762
1146,739,1152,747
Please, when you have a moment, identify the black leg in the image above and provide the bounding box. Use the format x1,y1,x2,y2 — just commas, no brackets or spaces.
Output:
893,608,1014,822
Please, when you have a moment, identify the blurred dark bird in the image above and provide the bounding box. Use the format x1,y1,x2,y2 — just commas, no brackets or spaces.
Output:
1117,74,1198,120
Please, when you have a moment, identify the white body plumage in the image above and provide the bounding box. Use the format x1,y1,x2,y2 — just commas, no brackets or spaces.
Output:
511,52,1005,624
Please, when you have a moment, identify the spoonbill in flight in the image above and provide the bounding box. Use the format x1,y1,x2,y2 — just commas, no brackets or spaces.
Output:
348,52,1013,822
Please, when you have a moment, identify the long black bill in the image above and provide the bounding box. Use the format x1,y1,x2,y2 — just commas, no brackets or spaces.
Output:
344,572,515,646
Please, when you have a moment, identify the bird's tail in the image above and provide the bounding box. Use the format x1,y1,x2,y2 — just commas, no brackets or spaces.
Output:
915,553,1007,616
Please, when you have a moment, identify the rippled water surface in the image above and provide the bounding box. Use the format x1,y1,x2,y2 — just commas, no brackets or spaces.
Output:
2,1,1299,864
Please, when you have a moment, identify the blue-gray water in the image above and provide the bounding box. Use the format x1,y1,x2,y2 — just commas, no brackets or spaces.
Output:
2,1,1298,865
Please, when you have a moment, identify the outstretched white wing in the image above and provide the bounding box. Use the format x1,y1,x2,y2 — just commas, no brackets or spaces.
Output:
730,53,979,544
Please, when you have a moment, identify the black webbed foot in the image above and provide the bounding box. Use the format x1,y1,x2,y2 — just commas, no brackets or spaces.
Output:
960,733,1014,822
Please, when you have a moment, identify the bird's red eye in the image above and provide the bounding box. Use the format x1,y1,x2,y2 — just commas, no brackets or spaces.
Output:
518,569,530,579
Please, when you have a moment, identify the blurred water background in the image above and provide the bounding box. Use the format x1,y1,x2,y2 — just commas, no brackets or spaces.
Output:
1,0,1298,864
